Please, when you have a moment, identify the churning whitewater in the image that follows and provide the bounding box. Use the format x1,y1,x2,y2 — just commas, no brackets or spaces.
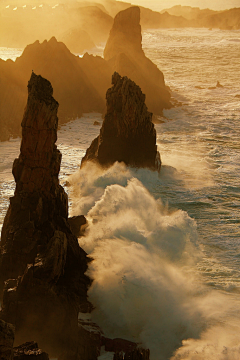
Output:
0,27,240,359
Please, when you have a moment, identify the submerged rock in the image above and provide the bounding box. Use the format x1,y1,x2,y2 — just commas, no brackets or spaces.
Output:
104,6,171,115
0,73,89,357
81,72,161,171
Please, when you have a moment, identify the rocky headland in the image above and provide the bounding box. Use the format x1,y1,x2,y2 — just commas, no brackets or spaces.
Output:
104,6,171,115
0,73,151,359
0,6,172,142
81,72,161,172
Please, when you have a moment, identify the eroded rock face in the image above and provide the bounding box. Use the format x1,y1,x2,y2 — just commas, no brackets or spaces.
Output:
0,319,15,360
0,73,89,357
81,72,161,171
104,6,171,115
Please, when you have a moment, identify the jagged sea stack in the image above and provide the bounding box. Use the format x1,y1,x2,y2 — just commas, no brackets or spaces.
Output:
81,72,161,171
0,73,89,357
104,6,171,114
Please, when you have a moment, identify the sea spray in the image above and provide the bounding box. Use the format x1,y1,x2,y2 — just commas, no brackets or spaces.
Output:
68,163,203,359
68,162,240,359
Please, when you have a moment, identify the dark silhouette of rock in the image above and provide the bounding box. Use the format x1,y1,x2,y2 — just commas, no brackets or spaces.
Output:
68,215,87,237
113,348,150,360
81,72,161,171
0,38,112,141
13,342,49,360
76,315,150,360
216,81,223,88
0,319,15,360
104,338,137,353
104,6,171,115
0,73,89,358
93,121,101,126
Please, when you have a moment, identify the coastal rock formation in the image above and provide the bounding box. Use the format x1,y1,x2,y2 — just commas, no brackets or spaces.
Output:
81,72,161,171
77,315,150,360
104,6,171,115
0,37,112,141
0,320,15,360
0,73,89,357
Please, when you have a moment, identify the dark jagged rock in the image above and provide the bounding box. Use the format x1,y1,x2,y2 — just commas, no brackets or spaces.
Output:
104,338,137,353
13,342,49,360
0,73,89,357
76,315,150,360
113,348,150,360
216,81,223,88
81,72,161,171
104,6,171,115
0,319,15,360
68,215,87,237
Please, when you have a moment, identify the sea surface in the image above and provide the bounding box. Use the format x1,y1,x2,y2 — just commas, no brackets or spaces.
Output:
0,28,240,359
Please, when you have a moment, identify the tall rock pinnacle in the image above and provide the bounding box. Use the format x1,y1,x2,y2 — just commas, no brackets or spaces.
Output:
104,6,171,115
81,72,161,171
0,73,89,357
104,6,143,60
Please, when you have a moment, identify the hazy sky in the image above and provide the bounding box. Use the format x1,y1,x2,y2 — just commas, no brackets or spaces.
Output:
119,0,240,11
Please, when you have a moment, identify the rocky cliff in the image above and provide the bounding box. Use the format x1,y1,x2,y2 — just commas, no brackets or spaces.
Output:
0,73,89,357
104,6,171,115
0,37,112,141
81,72,161,171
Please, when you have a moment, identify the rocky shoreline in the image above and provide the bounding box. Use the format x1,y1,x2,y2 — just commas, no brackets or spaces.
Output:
0,72,152,360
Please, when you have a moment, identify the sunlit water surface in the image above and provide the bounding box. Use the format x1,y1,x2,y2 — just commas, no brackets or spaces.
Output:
0,28,240,359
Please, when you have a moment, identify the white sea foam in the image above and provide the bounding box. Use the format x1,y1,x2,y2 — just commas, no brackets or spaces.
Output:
68,163,240,360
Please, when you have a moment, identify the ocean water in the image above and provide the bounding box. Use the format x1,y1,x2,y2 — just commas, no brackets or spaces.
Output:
0,28,240,359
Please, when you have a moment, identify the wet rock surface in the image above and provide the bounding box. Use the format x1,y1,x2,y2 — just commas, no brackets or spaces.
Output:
81,72,161,171
0,73,89,357
104,6,171,115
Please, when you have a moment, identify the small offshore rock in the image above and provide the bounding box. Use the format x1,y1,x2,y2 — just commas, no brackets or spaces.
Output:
93,121,101,126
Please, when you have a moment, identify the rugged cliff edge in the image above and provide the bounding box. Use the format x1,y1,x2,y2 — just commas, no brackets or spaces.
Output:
104,6,171,115
0,72,89,357
81,72,161,171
